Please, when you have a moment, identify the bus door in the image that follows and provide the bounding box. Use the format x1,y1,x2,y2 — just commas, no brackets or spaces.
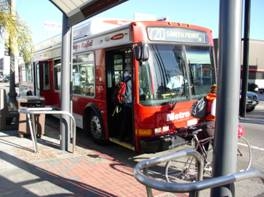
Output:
106,47,134,144
36,60,61,107
38,60,53,105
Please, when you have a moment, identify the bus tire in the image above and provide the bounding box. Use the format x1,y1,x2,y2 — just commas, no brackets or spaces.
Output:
87,110,106,144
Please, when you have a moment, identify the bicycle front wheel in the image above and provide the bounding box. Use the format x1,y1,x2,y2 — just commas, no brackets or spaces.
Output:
165,155,199,183
237,136,252,171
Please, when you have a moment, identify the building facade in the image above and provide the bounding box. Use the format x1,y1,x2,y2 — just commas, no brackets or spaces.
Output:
214,39,264,90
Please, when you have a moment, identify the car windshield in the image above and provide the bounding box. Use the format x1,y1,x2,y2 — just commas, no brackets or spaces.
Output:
139,44,215,105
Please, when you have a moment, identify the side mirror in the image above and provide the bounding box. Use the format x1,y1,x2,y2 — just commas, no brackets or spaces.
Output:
134,44,149,61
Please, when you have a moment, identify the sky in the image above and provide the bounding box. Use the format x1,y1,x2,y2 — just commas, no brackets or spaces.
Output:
16,0,264,44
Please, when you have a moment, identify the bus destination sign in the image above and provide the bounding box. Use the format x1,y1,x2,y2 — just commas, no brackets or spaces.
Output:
147,27,208,43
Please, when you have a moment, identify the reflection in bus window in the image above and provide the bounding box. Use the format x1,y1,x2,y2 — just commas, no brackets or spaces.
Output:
72,52,95,96
35,63,40,95
139,61,152,100
139,44,188,105
113,54,123,85
139,44,215,105
186,46,215,97
166,75,184,90
42,62,50,90
54,60,61,90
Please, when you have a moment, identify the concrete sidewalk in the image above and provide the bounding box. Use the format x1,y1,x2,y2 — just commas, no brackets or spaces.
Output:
0,110,263,196
0,124,187,197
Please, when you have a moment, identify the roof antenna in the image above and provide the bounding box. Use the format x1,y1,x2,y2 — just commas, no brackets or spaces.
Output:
157,17,167,21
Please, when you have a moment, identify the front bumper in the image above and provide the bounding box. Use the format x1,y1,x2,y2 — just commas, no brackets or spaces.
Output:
246,100,258,110
140,134,188,153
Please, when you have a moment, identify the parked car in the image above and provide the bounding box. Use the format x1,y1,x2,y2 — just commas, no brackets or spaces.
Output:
248,83,259,92
3,75,10,82
246,91,259,112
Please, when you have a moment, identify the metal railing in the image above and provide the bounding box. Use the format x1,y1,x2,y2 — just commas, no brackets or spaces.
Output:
19,107,76,153
134,148,264,197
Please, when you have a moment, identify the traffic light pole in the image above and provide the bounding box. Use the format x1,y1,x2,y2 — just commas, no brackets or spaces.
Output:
211,0,243,196
240,0,251,117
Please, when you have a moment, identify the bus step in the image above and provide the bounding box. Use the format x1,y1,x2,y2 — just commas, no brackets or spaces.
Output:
109,137,135,151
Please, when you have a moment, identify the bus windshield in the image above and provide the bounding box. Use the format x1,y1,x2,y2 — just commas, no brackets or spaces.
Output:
139,44,215,105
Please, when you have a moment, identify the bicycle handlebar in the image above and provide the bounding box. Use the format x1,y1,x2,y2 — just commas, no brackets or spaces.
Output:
182,121,246,138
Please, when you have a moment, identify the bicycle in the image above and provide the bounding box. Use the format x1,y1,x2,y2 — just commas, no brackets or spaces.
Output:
165,124,252,183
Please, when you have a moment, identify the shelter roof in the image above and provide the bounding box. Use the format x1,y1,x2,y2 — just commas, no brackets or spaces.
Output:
50,0,127,26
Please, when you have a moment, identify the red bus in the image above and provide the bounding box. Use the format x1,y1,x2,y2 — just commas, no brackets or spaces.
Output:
28,19,216,153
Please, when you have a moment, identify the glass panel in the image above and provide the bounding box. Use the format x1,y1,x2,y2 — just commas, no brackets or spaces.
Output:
139,44,188,105
35,63,40,95
186,46,215,97
54,59,61,90
72,52,95,96
139,44,215,105
42,62,50,90
113,54,123,84
72,64,81,94
20,63,33,83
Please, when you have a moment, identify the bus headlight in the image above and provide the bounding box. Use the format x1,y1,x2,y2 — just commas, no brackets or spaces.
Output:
136,129,153,137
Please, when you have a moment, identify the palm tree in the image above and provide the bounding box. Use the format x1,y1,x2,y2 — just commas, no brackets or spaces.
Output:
0,0,33,112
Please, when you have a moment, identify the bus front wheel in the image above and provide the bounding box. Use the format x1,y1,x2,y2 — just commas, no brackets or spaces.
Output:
87,111,106,144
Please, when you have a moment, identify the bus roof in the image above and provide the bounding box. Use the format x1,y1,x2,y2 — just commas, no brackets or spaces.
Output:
34,18,213,52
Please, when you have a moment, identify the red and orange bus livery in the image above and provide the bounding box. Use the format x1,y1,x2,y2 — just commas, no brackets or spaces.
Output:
29,19,216,153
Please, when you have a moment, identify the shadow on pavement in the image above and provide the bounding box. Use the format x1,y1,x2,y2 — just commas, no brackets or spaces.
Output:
0,151,118,197
0,137,33,152
44,115,139,166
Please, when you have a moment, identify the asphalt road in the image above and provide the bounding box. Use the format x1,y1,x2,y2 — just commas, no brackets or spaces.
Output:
240,101,264,171
241,100,264,155
235,101,264,197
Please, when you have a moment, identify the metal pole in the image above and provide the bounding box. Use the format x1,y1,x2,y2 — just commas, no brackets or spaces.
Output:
239,0,251,117
60,14,72,151
211,0,243,196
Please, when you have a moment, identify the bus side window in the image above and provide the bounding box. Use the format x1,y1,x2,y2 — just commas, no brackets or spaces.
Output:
72,65,81,94
72,52,95,97
80,65,95,96
54,60,61,90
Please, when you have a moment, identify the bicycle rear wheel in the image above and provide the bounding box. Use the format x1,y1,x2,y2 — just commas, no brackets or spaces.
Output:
198,136,252,173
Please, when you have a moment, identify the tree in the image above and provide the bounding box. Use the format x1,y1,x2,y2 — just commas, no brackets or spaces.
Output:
0,10,16,36
0,0,33,64
16,21,33,64
0,0,33,111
